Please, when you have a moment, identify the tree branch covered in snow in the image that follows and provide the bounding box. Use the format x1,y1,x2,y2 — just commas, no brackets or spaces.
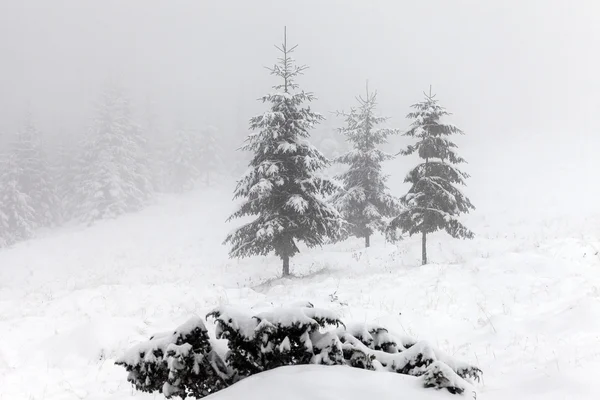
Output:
225,32,344,275
115,316,233,399
118,304,482,399
74,86,153,224
387,91,474,254
0,115,60,245
332,87,401,246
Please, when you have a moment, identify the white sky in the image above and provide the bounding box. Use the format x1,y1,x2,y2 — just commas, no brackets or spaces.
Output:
1,0,599,152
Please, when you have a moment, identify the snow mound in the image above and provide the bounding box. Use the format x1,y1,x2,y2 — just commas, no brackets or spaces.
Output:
208,364,466,399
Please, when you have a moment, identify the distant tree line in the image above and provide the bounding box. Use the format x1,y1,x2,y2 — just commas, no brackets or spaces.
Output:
0,87,224,247
1,29,475,270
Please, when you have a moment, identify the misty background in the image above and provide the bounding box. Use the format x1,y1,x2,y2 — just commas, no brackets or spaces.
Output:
1,0,599,217
2,3,600,398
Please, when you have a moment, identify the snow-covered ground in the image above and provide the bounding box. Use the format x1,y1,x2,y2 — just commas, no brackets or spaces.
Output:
209,364,457,400
1,144,599,399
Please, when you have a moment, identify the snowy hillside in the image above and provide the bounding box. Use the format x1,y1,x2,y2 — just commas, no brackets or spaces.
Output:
1,159,600,400
3,0,600,398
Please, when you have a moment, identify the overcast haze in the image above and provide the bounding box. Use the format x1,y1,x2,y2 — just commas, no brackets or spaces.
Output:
2,0,599,133
3,3,600,398
2,0,600,209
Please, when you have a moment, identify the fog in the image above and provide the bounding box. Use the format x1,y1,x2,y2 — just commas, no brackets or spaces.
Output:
1,0,599,222
2,0,599,140
3,3,600,397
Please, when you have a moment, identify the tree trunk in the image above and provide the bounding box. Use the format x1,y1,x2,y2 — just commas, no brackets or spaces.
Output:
365,235,370,248
421,231,427,265
282,254,290,277
423,156,429,266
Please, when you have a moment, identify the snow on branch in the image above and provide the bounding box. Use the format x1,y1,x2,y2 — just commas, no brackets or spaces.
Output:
119,304,482,399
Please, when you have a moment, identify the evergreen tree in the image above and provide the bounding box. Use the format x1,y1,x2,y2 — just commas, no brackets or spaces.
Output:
131,121,154,202
143,100,170,193
0,153,36,246
12,116,59,227
225,29,344,276
333,84,401,248
168,125,203,193
388,89,474,265
75,86,153,224
53,135,79,223
199,125,222,187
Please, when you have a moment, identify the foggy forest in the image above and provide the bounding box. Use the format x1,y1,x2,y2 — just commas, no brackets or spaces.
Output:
1,1,599,400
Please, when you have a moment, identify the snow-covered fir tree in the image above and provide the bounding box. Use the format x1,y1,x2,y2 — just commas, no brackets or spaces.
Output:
75,86,153,224
168,124,203,193
388,89,474,265
143,99,170,193
11,116,59,228
199,125,222,186
225,29,344,276
0,153,36,247
53,134,79,223
333,84,401,248
131,121,154,201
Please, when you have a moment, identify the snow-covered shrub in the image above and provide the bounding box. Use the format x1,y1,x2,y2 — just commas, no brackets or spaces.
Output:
115,316,233,399
206,307,263,378
254,306,345,369
422,361,472,395
310,330,345,366
208,303,345,377
343,323,416,353
118,305,481,399
337,326,481,391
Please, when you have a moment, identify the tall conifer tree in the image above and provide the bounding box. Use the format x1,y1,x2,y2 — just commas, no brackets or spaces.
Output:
225,29,344,276
169,125,202,193
199,125,222,187
12,116,59,227
0,153,36,246
333,83,400,247
75,86,152,223
388,89,474,264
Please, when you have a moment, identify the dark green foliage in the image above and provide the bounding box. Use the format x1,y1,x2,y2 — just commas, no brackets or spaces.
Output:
344,347,375,370
455,364,483,383
422,361,472,396
388,90,474,264
344,323,415,354
394,351,432,376
337,326,481,389
208,305,345,376
254,307,345,370
119,305,481,399
224,31,344,276
207,308,263,378
164,344,233,399
115,317,232,399
255,319,315,369
334,86,401,247
311,331,345,365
